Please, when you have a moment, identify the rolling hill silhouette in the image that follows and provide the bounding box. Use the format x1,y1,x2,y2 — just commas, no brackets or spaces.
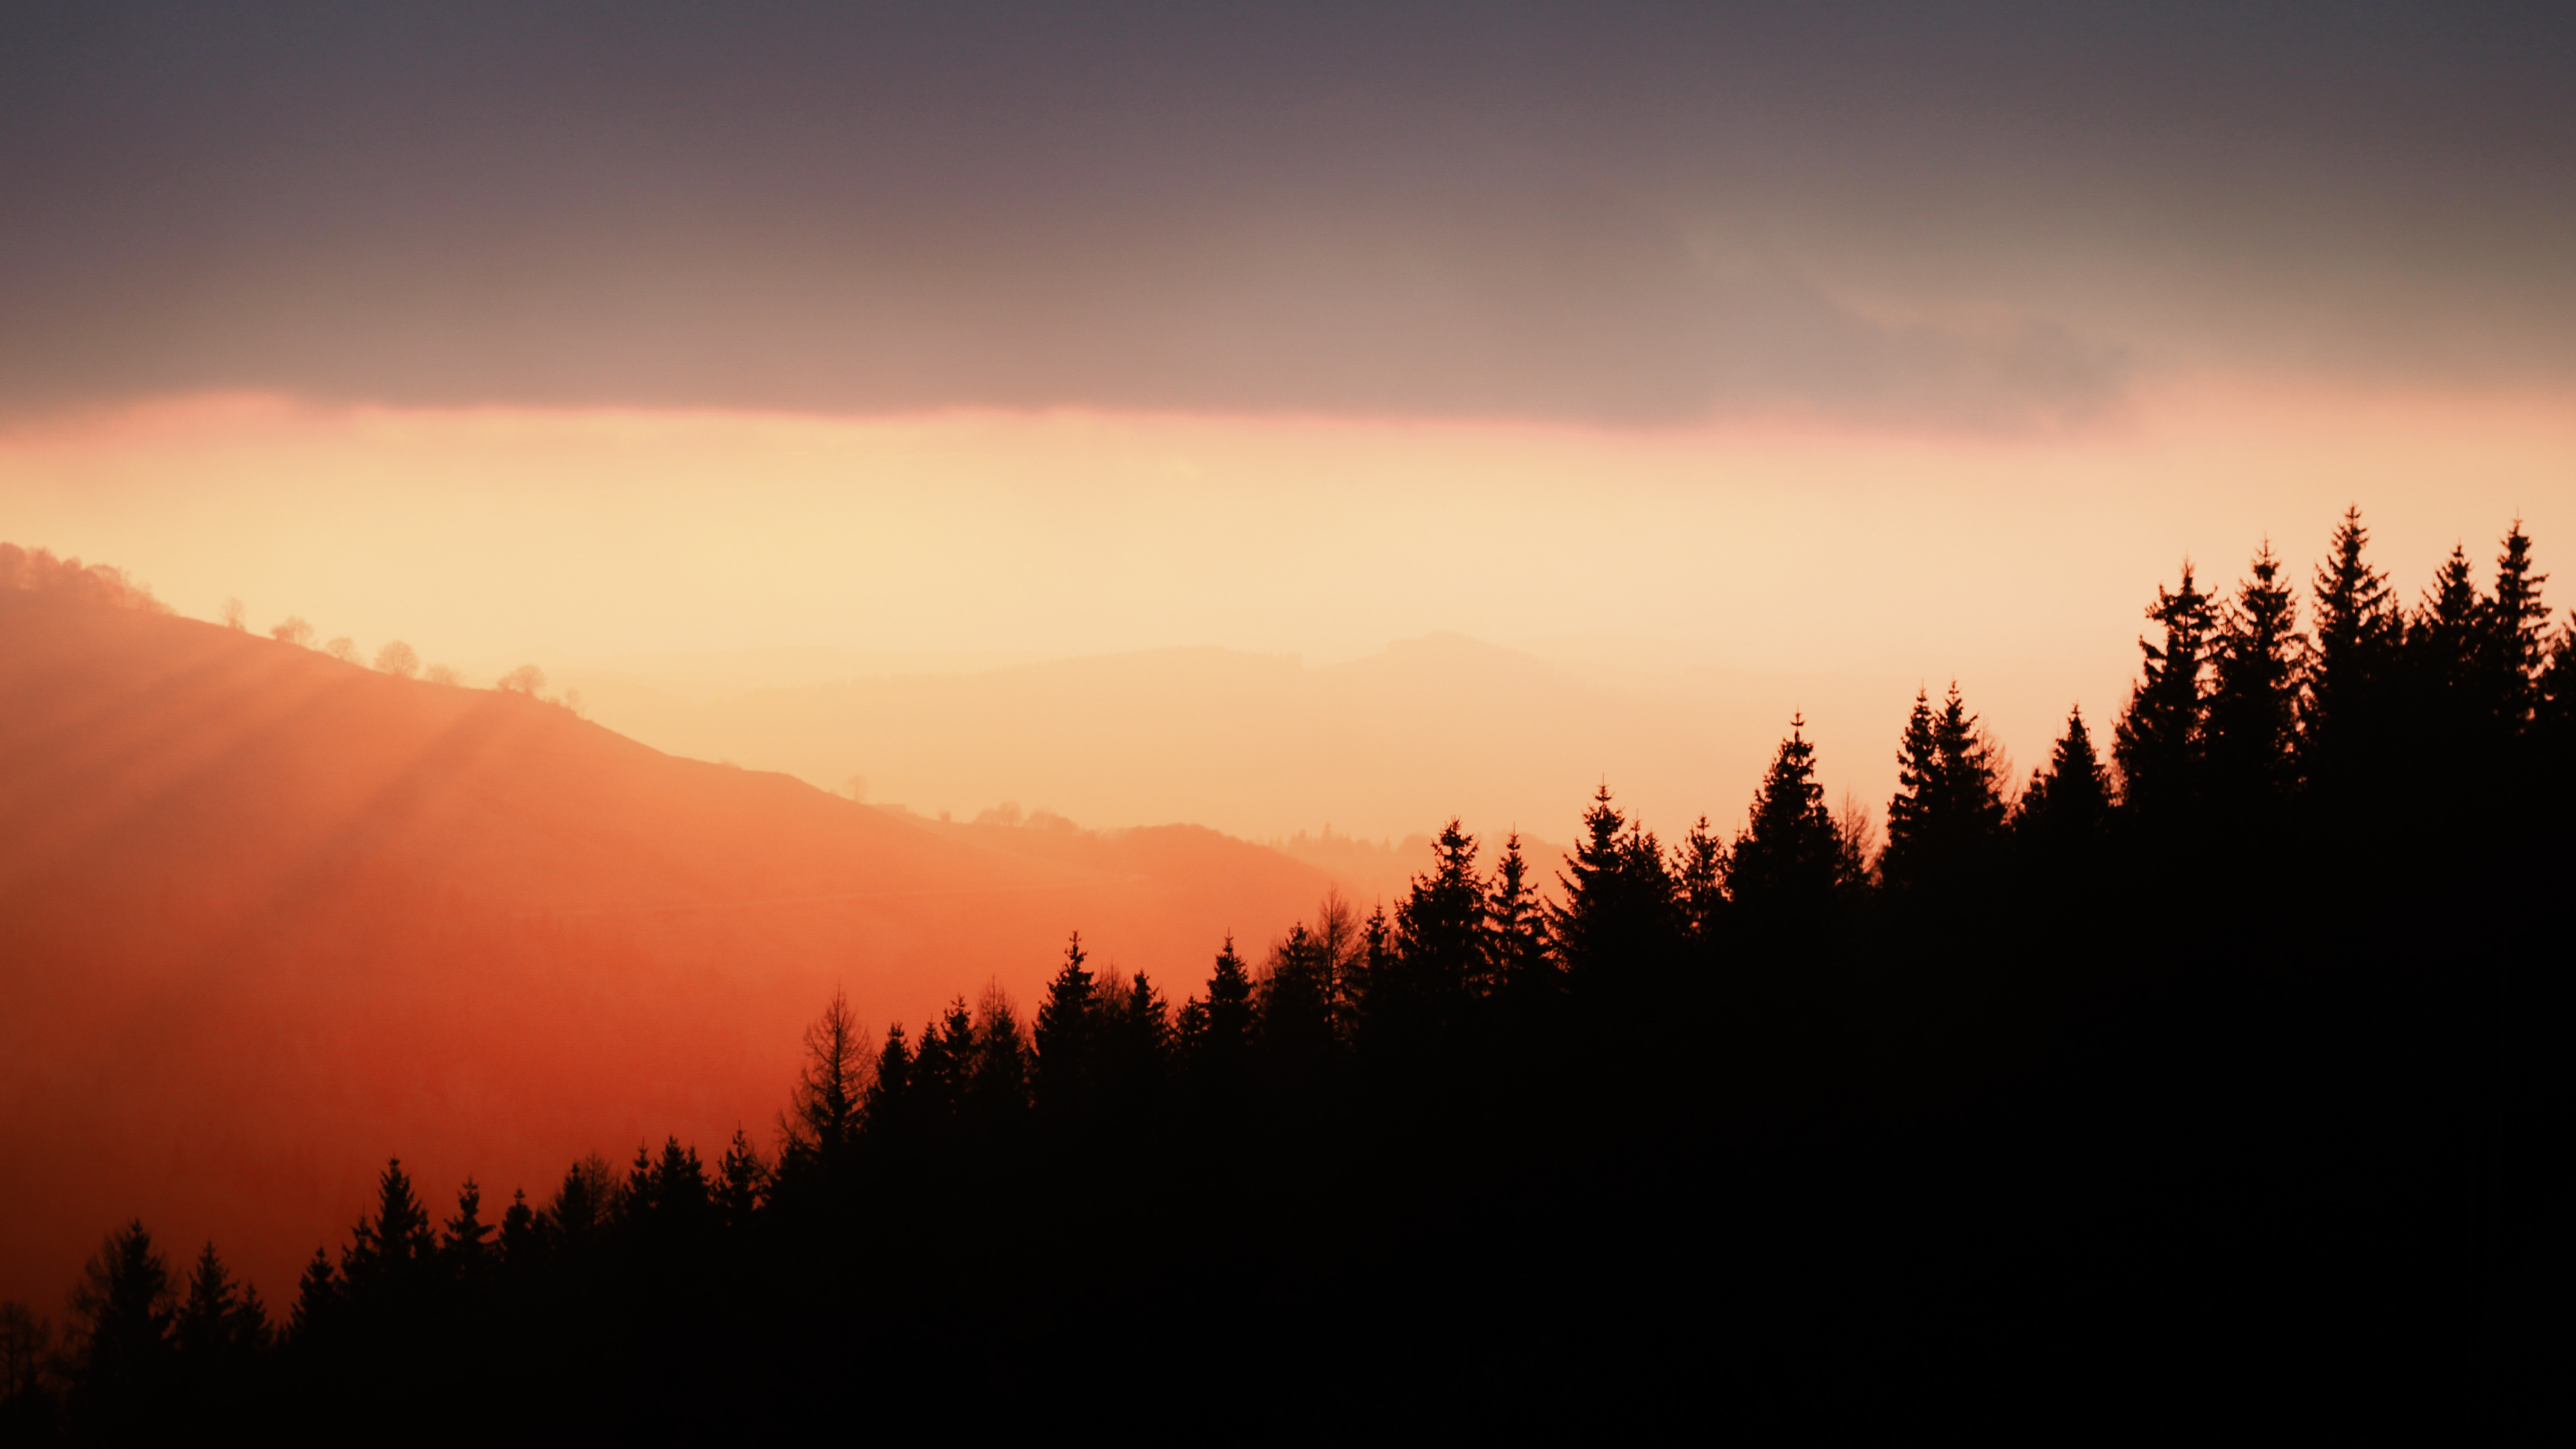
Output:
0,588,1334,1306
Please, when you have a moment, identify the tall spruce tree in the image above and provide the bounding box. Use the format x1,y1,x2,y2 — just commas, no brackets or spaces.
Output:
2114,562,2217,820
2014,706,2114,858
1726,718,1845,918
1393,820,1486,1023
66,1221,173,1422
1549,786,1677,986
1181,937,1256,1107
2206,541,2306,809
1880,683,2007,896
174,1242,264,1364
714,1130,768,1232
494,1191,540,1275
1033,933,1099,1124
2303,506,2402,787
2481,520,2550,735
441,1179,493,1288
1487,830,1558,997
911,999,975,1132
343,1159,436,1310
1673,816,1726,957
966,987,1031,1134
863,1024,915,1142
289,1248,339,1343
2414,544,2485,693
1098,969,1171,1122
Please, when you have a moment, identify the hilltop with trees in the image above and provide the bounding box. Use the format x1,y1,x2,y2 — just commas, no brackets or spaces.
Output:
3,510,2569,1435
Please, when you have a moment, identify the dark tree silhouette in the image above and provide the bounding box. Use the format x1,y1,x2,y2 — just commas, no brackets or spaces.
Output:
442,1179,494,1288
1672,816,1725,957
715,1131,769,1232
65,1221,173,1428
1033,934,1099,1124
1487,830,1559,999
783,989,866,1178
36,507,2574,1437
174,1242,266,1363
1390,819,1486,1033
2206,542,2306,811
2114,562,2217,821
1550,786,1677,991
966,986,1031,1135
1879,683,2008,897
2480,520,2550,736
1180,937,1255,1109
343,1159,437,1309
1725,718,1845,919
2014,706,2114,858
2302,507,2401,787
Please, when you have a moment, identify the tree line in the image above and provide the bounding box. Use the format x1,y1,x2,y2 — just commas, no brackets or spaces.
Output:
6,507,2567,1437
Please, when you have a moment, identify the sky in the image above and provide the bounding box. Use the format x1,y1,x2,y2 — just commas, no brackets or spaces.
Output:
6,1,2575,831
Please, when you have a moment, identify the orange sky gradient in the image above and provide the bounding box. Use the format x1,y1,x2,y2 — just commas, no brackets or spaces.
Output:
6,380,2572,842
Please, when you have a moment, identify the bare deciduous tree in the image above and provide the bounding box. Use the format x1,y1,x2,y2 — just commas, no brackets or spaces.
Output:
373,641,420,678
219,597,246,631
496,665,546,696
424,664,462,687
323,637,360,663
268,617,315,647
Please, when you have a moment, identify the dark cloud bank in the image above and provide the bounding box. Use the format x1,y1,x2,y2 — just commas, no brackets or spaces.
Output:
4,1,2571,427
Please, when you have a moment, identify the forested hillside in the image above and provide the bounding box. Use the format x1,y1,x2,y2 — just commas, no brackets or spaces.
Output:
5,510,2570,1435
0,544,1334,1320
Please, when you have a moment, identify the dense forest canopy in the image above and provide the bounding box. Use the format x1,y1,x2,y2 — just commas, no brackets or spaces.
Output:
4,507,2567,1436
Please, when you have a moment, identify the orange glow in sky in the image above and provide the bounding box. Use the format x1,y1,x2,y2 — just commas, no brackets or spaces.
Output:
6,381,2573,837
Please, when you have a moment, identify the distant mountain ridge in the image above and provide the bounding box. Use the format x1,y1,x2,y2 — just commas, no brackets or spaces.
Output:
556,631,1935,846
0,584,1337,1309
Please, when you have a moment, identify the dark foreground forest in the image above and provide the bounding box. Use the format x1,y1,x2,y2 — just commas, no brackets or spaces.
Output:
5,509,2569,1439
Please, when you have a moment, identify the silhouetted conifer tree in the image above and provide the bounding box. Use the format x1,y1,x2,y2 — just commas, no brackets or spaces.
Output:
2481,520,2550,735
1880,684,2008,896
1550,787,1678,991
715,1131,769,1232
1033,934,1099,1124
1881,690,1941,882
66,1221,173,1427
1181,938,1256,1107
343,1159,437,1309
1487,831,1559,997
175,1242,265,1363
1391,821,1486,1030
289,1249,339,1343
864,1024,915,1144
1344,904,1394,1030
2207,542,2306,810
626,1138,711,1237
441,1179,494,1290
2014,706,2114,861
2114,562,2217,820
1726,720,1845,918
1673,817,1726,957
1097,969,1171,1123
497,1191,541,1268
967,987,1031,1134
544,1155,619,1252
2308,503,2401,784
1258,926,1336,1051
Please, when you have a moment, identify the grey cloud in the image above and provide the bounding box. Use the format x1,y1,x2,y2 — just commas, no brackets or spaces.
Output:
0,2,2568,426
